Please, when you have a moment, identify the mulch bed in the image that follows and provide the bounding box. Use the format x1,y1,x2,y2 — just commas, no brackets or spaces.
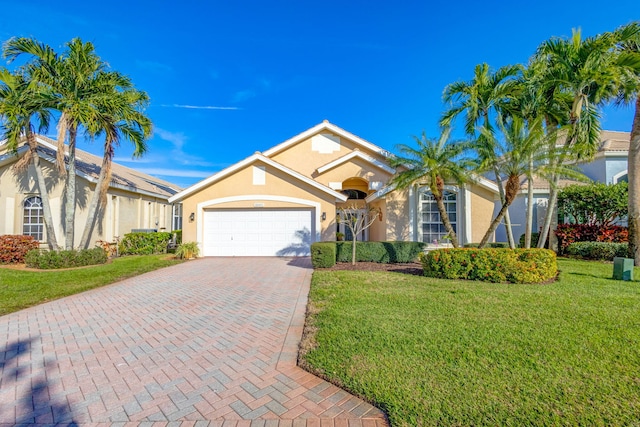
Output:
319,261,424,276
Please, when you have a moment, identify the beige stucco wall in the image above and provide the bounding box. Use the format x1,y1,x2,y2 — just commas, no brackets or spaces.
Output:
315,157,391,189
0,158,173,248
469,184,497,243
179,160,342,245
384,188,412,241
270,131,388,179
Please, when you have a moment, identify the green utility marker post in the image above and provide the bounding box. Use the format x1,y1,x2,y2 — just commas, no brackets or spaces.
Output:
613,257,634,281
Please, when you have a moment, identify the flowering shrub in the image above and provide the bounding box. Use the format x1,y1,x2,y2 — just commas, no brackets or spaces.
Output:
555,224,628,253
420,248,557,284
0,235,40,264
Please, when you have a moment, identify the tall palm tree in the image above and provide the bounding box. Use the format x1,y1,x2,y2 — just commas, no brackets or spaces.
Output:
441,63,521,247
0,68,60,249
533,28,624,249
389,128,472,248
78,87,152,249
4,37,136,250
475,116,581,247
503,58,571,248
612,22,640,263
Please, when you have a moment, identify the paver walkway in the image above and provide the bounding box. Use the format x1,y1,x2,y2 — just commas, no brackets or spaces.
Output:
0,257,387,426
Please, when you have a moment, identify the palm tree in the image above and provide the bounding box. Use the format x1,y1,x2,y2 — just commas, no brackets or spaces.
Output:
78,87,152,249
4,37,136,250
475,116,579,247
0,68,60,249
533,28,624,249
612,22,640,263
503,58,571,248
389,128,472,248
441,63,521,247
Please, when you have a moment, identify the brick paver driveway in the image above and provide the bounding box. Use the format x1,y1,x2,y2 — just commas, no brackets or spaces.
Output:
0,257,387,426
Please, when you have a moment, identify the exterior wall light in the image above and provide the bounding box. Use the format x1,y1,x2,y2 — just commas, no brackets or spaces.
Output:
189,212,195,222
321,212,326,221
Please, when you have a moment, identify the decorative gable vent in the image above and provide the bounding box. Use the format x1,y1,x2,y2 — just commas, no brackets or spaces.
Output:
311,133,341,154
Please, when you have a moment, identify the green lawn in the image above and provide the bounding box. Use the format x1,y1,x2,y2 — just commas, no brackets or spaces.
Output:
0,255,184,316
303,258,640,426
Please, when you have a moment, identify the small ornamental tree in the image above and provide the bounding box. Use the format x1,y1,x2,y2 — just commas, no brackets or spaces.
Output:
558,182,628,226
337,204,381,265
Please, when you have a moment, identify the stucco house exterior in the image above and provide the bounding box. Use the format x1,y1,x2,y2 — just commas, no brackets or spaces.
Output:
0,135,181,248
170,120,501,257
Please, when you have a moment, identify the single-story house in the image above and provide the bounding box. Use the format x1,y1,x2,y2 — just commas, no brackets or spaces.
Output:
169,120,501,256
0,135,181,248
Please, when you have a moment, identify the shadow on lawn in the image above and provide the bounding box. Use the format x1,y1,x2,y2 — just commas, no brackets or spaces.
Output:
1,337,78,426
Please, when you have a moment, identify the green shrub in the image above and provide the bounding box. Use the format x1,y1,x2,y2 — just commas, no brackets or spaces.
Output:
25,247,108,269
311,243,336,268
175,241,200,259
336,241,425,263
420,248,557,284
173,229,182,244
464,242,510,248
0,235,40,263
119,232,172,255
565,241,629,261
518,232,543,248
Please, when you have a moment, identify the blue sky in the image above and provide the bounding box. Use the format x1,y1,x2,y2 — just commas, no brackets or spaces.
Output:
1,1,638,188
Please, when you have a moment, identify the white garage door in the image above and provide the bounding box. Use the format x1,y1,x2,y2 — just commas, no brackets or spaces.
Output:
203,209,314,256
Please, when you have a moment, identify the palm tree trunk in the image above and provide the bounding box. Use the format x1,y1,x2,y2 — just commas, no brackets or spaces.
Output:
27,131,60,250
494,170,515,248
479,203,512,248
525,170,534,249
538,179,558,249
79,151,111,249
628,96,640,265
435,195,459,248
64,125,77,250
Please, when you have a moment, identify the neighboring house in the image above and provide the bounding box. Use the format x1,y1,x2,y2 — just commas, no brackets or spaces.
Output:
0,135,181,248
170,120,500,257
497,130,632,243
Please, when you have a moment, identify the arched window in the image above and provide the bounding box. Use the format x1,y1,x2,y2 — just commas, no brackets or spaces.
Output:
23,196,44,241
420,190,457,243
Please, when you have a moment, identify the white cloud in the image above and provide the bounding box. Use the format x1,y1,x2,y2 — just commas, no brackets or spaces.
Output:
158,103,239,110
152,127,220,168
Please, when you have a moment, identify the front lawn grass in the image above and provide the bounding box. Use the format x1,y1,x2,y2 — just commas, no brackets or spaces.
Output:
303,258,640,426
0,255,183,316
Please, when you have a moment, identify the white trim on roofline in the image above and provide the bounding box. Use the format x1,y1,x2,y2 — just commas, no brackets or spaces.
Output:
169,152,348,203
263,120,392,158
316,150,395,175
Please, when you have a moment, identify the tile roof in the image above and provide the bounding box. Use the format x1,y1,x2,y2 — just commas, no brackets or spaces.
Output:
599,130,631,152
4,135,181,199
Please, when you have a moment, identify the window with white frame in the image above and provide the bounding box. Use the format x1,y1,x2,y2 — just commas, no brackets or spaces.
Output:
172,204,183,231
23,196,44,241
420,190,457,243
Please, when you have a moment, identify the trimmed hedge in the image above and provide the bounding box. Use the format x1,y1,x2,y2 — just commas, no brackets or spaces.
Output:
565,241,629,261
0,235,40,264
311,243,336,268
25,247,108,269
336,241,425,263
420,248,557,284
555,224,628,253
464,242,510,248
119,232,172,255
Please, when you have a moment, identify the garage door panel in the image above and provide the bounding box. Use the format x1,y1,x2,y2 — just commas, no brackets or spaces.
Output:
203,209,313,256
